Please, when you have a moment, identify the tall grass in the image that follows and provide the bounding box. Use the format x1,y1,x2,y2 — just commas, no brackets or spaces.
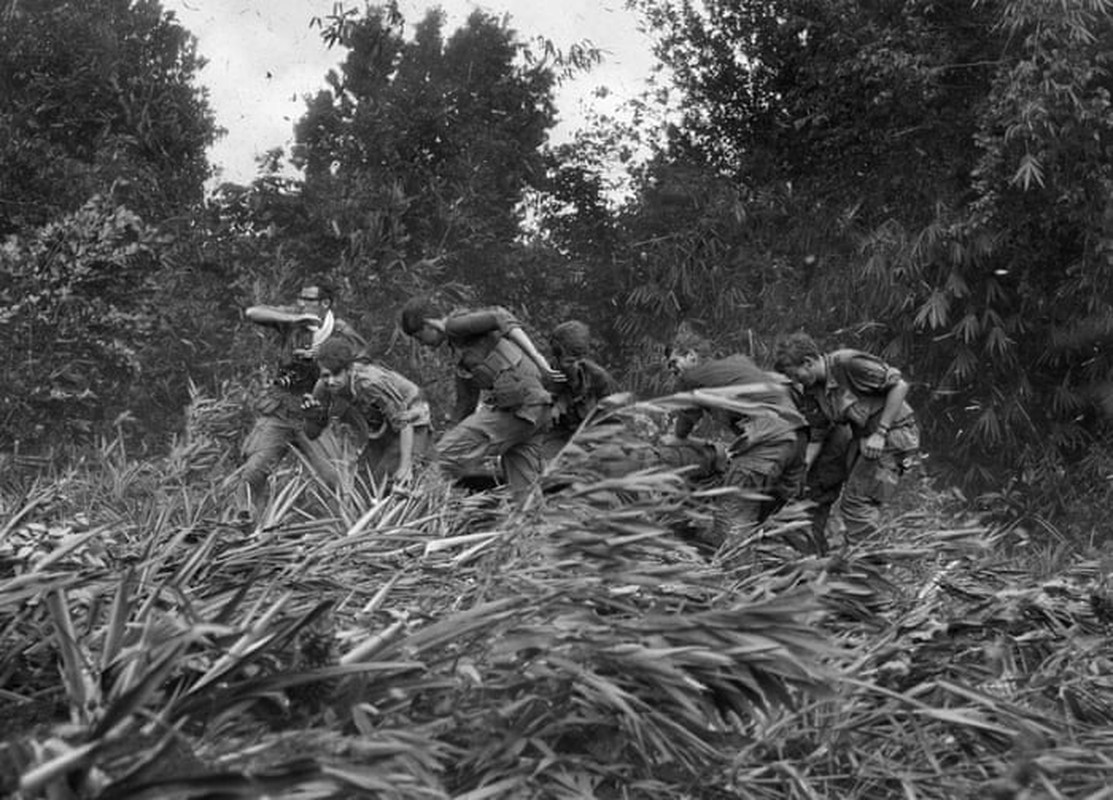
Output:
2,386,1113,798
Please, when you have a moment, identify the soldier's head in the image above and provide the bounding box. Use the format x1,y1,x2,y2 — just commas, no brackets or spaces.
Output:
665,324,714,376
773,332,824,386
400,297,445,347
550,320,593,373
297,280,335,320
316,336,360,392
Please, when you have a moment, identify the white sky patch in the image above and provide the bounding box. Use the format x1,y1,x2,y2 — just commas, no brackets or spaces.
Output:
163,0,658,187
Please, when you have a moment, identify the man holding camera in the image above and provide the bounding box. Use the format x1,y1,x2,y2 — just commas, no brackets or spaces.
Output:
234,280,367,521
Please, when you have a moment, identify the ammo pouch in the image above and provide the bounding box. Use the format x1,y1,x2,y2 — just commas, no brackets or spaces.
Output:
471,339,526,386
492,370,531,409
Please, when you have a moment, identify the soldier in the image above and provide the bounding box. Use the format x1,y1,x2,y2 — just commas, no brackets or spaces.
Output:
310,337,433,486
234,280,366,520
772,356,853,555
543,320,621,461
772,332,920,540
665,328,808,547
400,297,563,500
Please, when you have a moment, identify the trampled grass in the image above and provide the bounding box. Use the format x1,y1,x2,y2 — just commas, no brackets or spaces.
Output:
3,389,1113,798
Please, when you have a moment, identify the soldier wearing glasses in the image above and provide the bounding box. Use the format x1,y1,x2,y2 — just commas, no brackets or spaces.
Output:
234,280,366,520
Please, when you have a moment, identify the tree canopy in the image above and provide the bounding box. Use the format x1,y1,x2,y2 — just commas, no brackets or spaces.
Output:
0,0,218,235
627,0,1113,494
0,0,219,448
5,0,1113,515
291,3,559,287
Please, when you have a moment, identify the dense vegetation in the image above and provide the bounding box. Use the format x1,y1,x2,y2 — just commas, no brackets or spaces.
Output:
3,395,1113,798
3,0,1113,797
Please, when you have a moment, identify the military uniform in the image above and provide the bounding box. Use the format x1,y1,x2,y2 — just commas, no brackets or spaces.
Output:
810,349,920,537
435,308,553,497
239,311,365,506
321,361,433,482
674,355,808,544
542,356,620,461
789,382,852,553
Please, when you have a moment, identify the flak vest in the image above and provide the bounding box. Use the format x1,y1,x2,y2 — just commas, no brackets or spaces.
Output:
457,338,551,425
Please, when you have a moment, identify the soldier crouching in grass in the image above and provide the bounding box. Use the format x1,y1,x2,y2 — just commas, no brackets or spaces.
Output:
400,297,565,503
232,280,367,522
772,331,921,542
773,350,853,555
307,337,433,488
542,320,621,463
665,328,808,549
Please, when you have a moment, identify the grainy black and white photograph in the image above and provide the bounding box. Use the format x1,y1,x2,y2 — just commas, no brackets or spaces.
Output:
3,1,1113,797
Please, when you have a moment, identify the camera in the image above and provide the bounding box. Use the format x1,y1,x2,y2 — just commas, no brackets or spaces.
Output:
273,360,317,393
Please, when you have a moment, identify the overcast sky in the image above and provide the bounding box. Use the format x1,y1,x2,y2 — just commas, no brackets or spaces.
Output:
162,0,658,186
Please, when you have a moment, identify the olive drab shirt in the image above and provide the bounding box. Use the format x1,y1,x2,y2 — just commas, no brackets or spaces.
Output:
674,354,805,449
814,349,919,452
342,361,432,438
443,307,551,423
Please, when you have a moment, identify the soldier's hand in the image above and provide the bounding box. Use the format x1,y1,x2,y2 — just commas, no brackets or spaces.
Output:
301,394,322,411
542,364,568,383
862,431,885,459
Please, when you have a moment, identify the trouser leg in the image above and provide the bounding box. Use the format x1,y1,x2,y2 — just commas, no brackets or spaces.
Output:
437,405,545,500
501,434,544,499
716,435,802,547
411,426,434,471
804,424,852,554
239,414,299,514
807,493,837,554
358,426,433,484
360,432,398,484
838,443,900,540
292,426,345,491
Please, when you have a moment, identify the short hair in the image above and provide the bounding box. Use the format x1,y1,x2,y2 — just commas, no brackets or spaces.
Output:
316,336,361,373
669,322,715,360
400,296,442,336
773,332,822,370
550,320,593,359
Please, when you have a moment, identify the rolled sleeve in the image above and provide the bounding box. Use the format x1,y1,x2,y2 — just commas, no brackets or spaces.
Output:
352,366,427,431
